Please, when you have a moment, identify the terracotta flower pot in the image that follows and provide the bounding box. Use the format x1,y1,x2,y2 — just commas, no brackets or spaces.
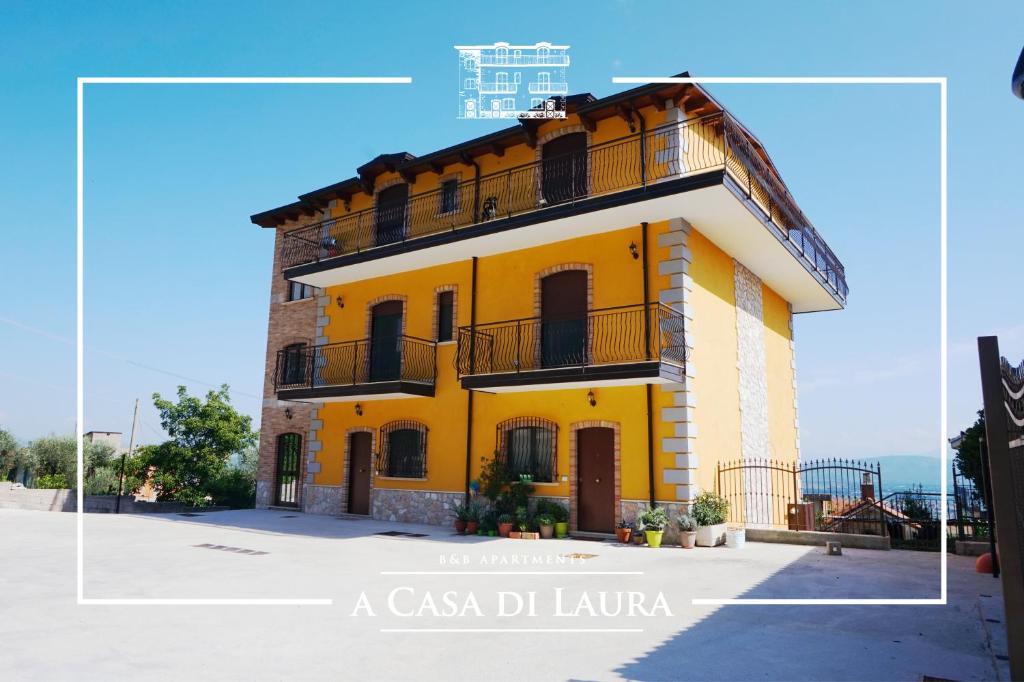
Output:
615,527,632,544
455,520,467,534
679,531,697,549
633,532,646,545
521,531,539,540
498,522,513,538
539,524,554,539
466,520,478,535
509,530,522,539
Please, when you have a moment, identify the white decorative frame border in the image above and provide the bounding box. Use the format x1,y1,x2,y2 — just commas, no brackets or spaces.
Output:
614,75,947,607
76,76,410,607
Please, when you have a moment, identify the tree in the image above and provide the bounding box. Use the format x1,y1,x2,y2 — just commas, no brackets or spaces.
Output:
136,385,257,506
28,435,77,483
953,410,986,489
0,427,28,479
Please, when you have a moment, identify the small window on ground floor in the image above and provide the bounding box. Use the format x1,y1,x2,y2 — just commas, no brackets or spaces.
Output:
496,417,557,483
378,420,427,478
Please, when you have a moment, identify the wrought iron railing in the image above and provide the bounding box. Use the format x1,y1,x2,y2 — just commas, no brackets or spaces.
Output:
273,336,436,391
455,302,686,376
717,458,885,535
281,112,847,303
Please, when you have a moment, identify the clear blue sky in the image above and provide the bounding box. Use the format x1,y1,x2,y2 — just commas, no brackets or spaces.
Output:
0,2,1020,463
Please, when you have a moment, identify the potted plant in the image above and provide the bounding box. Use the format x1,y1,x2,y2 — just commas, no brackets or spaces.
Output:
632,520,646,545
452,503,470,534
615,519,633,544
497,513,514,538
465,503,480,535
692,491,730,547
675,513,698,549
536,513,555,539
639,507,669,548
552,502,569,538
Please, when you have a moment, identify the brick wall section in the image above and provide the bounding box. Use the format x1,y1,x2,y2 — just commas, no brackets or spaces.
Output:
255,224,319,509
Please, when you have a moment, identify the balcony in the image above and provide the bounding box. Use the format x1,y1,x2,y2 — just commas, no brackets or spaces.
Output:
528,81,569,95
455,303,686,391
478,54,569,67
281,112,847,313
274,336,436,402
478,81,518,94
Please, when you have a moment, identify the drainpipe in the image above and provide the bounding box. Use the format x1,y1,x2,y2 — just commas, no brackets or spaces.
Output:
464,256,479,505
641,221,656,508
467,155,482,224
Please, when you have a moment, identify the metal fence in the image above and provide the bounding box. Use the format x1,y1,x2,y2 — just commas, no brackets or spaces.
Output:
455,302,685,376
273,336,437,391
717,458,885,536
279,111,847,304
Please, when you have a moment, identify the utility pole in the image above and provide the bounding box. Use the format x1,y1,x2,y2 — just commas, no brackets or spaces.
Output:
115,399,140,514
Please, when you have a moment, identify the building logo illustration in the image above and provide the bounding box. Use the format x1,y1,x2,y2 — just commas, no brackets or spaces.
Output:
455,41,570,119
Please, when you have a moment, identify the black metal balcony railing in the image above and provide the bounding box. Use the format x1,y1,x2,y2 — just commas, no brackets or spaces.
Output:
274,335,436,392
281,112,847,303
455,302,686,376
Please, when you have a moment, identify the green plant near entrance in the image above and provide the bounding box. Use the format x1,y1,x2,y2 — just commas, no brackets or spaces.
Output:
691,491,729,526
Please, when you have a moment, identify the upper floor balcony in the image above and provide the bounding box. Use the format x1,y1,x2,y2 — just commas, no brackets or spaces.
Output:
274,335,436,402
478,53,569,67
281,112,847,313
455,302,686,391
478,81,518,95
528,81,569,95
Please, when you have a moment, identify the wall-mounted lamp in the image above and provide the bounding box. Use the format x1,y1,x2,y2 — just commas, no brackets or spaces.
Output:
587,390,597,407
628,242,639,260
336,295,345,309
355,403,363,416
284,407,293,420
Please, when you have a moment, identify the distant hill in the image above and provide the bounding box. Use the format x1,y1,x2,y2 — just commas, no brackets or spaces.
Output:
866,455,946,493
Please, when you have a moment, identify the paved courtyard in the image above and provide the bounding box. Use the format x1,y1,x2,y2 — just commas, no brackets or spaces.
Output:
0,508,1009,681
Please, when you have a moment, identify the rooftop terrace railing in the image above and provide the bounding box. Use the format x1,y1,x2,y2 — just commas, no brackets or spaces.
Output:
281,112,847,303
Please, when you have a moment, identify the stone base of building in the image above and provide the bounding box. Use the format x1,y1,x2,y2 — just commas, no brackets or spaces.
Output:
303,484,345,515
621,499,692,546
371,488,463,526
255,480,271,509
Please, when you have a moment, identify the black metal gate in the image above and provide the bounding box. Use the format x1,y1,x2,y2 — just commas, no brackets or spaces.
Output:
978,336,1024,679
274,432,302,507
716,458,884,536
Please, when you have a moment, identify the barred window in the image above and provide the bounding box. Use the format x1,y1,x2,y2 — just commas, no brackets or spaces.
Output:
496,417,557,483
378,420,427,478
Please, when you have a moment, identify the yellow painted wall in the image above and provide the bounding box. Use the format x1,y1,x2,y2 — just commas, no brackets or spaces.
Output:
685,229,742,495
763,285,798,464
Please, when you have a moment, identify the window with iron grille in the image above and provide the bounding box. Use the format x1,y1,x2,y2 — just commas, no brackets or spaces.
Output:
436,290,455,342
496,417,557,482
439,179,459,214
378,420,427,478
279,343,307,386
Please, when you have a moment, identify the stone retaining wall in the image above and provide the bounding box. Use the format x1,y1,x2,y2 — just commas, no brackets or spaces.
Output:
371,488,463,526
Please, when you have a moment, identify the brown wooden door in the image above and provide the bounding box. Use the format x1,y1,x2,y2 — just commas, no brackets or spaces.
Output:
370,300,403,381
541,270,588,368
576,427,615,533
375,183,408,246
347,432,372,515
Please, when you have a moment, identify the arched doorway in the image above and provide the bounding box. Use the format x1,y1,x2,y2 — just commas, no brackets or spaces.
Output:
540,270,588,368
369,300,403,381
576,426,615,533
347,431,372,515
274,432,302,507
542,132,587,205
375,184,408,246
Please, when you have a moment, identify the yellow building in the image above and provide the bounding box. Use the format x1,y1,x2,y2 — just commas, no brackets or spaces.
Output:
250,79,847,536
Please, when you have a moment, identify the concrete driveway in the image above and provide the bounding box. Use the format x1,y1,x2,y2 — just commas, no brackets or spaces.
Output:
0,509,1008,681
